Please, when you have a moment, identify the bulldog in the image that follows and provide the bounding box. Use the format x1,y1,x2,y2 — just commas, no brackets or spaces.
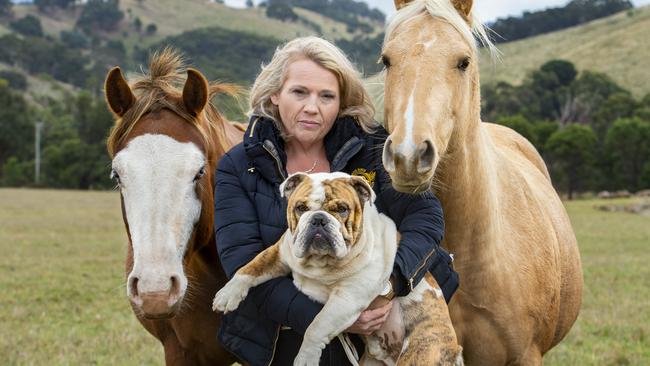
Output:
212,172,462,366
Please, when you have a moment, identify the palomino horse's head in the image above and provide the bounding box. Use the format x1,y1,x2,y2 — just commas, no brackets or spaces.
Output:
105,49,237,319
382,0,494,193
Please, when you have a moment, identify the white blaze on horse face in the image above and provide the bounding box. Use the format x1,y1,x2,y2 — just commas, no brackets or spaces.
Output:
112,134,205,297
397,92,417,158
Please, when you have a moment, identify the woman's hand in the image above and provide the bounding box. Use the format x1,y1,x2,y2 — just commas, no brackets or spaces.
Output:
345,297,393,335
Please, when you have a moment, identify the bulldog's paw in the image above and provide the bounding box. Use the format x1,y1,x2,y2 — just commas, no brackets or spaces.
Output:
212,276,251,313
293,347,322,366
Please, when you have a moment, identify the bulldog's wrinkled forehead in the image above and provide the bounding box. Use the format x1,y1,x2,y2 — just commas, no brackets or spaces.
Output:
295,172,358,206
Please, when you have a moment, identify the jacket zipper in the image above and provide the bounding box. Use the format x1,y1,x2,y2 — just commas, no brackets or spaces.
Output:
407,246,438,291
267,324,281,366
262,143,287,180
249,117,260,138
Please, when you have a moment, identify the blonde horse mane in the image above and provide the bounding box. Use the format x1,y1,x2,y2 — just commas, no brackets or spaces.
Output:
106,47,240,161
384,0,498,58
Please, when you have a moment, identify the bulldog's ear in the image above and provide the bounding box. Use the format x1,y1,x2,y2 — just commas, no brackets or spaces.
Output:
280,173,309,198
393,0,413,10
349,176,376,205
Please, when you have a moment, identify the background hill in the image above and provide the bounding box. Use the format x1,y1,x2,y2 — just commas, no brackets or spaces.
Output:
481,4,650,98
1,0,649,195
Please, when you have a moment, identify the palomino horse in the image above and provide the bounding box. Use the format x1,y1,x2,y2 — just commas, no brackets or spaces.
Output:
381,0,583,365
105,49,244,365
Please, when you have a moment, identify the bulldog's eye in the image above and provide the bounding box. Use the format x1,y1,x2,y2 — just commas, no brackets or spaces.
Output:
336,205,349,217
193,166,206,183
295,204,309,215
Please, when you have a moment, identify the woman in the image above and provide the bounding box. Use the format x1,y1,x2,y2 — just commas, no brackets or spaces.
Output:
213,37,458,365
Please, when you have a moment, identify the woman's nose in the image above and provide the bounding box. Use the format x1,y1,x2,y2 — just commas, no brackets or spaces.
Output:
303,96,318,113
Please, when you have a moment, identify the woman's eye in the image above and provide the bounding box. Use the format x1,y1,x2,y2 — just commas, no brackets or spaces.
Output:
292,89,306,95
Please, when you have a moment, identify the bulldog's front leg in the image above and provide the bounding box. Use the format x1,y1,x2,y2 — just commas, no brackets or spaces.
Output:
294,290,368,366
213,243,289,313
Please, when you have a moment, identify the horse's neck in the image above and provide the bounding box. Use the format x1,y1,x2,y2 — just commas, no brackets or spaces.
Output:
437,108,502,266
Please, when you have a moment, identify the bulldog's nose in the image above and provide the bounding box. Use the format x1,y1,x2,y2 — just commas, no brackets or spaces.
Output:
310,213,327,227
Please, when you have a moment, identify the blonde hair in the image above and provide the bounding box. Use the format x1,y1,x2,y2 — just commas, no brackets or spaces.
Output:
249,36,376,135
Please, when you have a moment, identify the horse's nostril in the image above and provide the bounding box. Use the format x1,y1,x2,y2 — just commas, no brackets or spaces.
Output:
417,140,435,172
129,277,140,298
169,275,181,298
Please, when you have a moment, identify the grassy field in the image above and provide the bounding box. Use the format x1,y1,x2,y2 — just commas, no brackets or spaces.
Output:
1,189,648,365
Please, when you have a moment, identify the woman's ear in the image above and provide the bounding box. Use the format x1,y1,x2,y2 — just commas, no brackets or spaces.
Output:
270,93,280,106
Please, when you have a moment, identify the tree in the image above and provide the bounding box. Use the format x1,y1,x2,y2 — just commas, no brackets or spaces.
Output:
546,124,597,199
0,80,33,169
133,16,142,32
76,0,124,33
0,70,27,90
146,23,157,35
592,92,639,141
604,118,650,191
266,0,297,21
0,0,12,17
540,60,577,87
10,15,44,38
246,0,254,8
35,0,75,11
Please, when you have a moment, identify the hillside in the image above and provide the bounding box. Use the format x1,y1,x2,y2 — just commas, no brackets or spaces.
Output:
1,0,383,104
480,5,650,98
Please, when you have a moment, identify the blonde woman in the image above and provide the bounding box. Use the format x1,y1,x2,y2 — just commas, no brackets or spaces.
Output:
213,37,457,365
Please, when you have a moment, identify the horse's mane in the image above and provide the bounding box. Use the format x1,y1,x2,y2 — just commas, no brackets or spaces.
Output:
106,47,239,161
384,0,498,58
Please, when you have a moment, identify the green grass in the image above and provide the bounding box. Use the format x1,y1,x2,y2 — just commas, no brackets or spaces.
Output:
1,189,648,364
479,5,650,98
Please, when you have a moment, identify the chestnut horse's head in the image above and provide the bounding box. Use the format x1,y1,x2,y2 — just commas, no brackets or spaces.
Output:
382,0,495,193
105,49,238,319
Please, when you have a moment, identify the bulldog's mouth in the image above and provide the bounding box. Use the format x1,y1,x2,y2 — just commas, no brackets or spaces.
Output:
303,227,335,255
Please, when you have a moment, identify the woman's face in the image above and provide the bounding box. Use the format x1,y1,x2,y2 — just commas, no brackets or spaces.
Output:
271,58,341,146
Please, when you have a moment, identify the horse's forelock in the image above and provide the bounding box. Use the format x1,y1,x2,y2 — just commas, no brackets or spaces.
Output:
384,0,498,59
107,48,237,161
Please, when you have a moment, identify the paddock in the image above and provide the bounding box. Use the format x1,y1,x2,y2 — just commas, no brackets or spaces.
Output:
1,189,648,365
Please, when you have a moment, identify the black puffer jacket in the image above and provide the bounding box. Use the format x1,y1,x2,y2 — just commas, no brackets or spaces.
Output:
213,115,458,366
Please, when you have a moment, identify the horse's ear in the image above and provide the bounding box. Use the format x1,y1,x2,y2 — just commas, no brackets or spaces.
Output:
183,68,209,117
393,0,414,10
105,67,135,117
452,0,473,20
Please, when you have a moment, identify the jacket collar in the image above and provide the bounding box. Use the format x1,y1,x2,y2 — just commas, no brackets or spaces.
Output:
243,115,366,184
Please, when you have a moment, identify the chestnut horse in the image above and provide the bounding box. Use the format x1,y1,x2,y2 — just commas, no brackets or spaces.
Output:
381,1,583,365
105,49,244,365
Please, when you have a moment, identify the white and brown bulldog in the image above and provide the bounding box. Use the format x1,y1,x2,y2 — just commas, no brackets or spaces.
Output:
212,172,462,366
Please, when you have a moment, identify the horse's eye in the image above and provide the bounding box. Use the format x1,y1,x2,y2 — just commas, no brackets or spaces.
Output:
381,55,391,68
110,169,121,184
457,57,470,71
193,167,206,182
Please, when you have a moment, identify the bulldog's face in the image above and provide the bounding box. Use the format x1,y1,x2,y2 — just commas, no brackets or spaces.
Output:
280,172,375,261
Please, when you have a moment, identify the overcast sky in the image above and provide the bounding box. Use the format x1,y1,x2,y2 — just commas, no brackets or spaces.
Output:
225,0,650,23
